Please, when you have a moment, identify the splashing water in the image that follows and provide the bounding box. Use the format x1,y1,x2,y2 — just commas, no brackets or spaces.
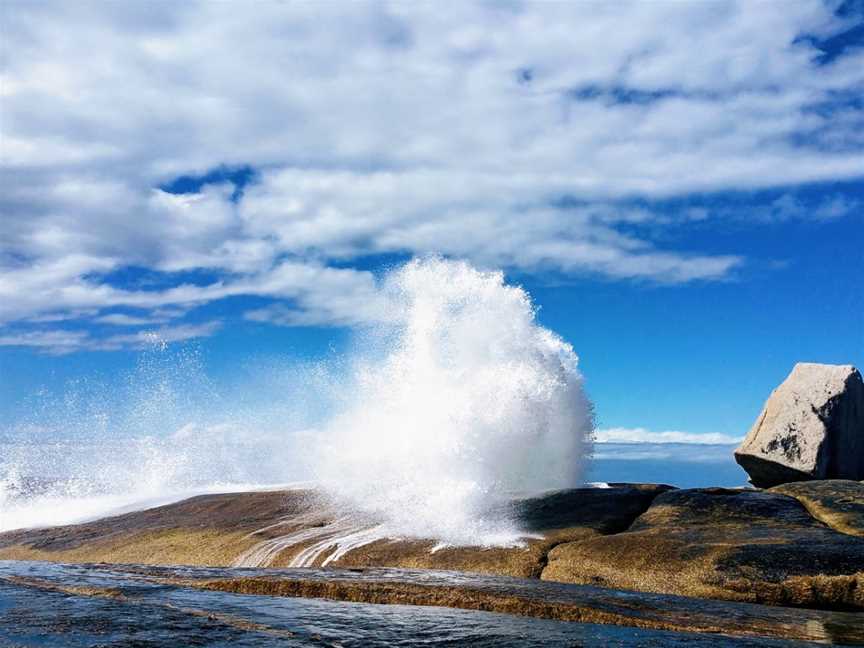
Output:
1,259,593,552
307,258,594,547
0,347,315,532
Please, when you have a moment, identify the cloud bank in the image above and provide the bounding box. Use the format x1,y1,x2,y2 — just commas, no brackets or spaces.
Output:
594,427,742,445
1,1,862,352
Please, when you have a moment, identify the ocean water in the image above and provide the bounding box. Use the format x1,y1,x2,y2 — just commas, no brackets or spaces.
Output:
589,442,749,488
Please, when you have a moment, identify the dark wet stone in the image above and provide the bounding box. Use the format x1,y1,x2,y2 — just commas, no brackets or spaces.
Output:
512,482,676,534
3,561,863,646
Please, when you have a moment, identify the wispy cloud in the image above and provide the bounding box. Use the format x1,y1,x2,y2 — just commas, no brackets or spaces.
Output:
94,313,171,327
0,330,91,355
98,321,223,352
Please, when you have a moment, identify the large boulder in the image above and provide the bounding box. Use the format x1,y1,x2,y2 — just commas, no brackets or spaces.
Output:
734,363,864,488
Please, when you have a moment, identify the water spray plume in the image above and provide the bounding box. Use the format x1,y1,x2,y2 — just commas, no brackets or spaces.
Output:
311,258,594,546
1,258,594,550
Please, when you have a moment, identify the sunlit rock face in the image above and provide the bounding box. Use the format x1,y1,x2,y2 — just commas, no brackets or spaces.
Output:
0,484,671,578
542,487,864,610
771,479,864,538
734,363,864,488
3,481,864,611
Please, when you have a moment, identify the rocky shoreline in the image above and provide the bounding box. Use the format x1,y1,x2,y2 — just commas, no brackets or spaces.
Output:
1,479,863,612
1,362,862,641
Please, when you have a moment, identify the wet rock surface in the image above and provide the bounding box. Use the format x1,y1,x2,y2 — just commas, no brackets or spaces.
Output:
0,488,328,566
735,363,864,487
771,479,864,538
0,484,672,578
304,483,675,577
2,482,864,613
543,487,864,610
2,560,862,646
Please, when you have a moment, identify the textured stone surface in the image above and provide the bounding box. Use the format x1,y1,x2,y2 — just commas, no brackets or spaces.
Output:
5,482,864,610
771,479,864,538
734,363,864,487
0,488,328,566
542,487,864,610
0,484,672,578
301,484,673,577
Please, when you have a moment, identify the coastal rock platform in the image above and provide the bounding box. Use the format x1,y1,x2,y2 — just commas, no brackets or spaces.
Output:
1,481,863,613
543,485,864,610
0,484,673,577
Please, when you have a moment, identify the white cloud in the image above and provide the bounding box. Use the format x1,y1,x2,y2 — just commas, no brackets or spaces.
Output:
1,1,861,347
94,313,170,327
595,427,742,445
0,258,383,330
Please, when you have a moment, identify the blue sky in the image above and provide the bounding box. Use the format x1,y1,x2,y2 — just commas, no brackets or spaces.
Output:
1,0,862,447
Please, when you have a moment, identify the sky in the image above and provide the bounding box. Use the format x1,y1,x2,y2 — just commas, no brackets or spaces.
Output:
1,0,862,450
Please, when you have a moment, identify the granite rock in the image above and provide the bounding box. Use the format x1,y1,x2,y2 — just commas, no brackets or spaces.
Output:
734,363,864,487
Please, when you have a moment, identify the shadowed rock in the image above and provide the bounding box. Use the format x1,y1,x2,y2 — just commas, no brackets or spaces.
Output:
542,487,864,610
734,363,864,488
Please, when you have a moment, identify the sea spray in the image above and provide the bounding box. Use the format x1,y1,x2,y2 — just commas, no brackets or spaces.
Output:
309,258,594,547
1,258,594,551
0,346,313,532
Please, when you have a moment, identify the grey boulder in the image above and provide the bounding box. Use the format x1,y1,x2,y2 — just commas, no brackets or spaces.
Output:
734,363,864,487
